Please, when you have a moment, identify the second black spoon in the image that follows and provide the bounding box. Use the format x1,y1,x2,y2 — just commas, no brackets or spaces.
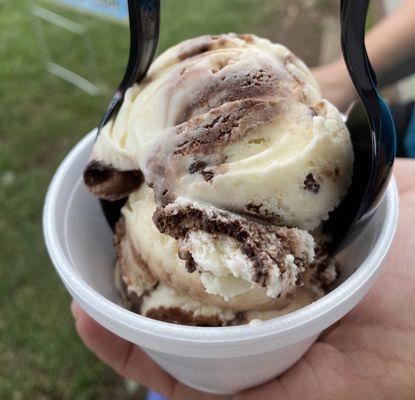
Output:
327,0,396,252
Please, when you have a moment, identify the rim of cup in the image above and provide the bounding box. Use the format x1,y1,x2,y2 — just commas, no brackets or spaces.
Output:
43,131,399,345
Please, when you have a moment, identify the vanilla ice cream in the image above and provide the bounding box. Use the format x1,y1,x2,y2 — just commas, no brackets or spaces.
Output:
84,33,353,326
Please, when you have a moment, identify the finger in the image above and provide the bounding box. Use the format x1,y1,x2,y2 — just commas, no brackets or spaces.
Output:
235,342,350,400
71,302,228,400
71,301,132,371
394,159,415,196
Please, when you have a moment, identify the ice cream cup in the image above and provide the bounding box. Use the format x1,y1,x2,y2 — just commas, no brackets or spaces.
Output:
43,130,399,395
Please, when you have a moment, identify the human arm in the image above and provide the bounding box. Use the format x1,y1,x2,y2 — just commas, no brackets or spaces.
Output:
313,0,415,110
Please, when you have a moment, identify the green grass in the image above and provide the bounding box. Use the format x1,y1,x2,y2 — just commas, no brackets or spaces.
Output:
0,0,300,398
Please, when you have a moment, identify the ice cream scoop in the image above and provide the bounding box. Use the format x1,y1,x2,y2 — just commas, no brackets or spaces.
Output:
86,34,353,230
84,34,353,324
118,184,333,312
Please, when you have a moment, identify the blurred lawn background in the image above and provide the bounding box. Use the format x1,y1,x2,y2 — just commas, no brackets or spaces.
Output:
0,0,387,398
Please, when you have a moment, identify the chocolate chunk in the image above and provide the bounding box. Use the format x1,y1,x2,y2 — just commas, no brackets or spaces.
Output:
201,170,214,182
303,173,320,193
189,160,208,174
188,161,214,182
309,106,318,117
246,203,263,214
186,259,197,273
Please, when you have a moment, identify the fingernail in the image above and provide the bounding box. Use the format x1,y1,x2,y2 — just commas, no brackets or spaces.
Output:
71,301,80,320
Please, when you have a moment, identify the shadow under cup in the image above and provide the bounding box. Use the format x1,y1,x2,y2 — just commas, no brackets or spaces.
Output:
43,130,399,395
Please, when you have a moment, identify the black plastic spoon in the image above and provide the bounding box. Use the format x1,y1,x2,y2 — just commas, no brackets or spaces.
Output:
97,0,160,228
327,0,396,252
98,0,160,134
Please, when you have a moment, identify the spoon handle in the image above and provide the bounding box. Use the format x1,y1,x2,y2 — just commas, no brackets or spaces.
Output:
341,0,395,210
123,0,160,87
341,0,380,139
99,0,160,132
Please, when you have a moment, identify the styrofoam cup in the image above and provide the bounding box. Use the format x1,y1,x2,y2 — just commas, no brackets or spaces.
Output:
43,130,399,395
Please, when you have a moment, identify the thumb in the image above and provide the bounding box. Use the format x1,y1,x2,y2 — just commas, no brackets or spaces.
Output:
71,301,228,400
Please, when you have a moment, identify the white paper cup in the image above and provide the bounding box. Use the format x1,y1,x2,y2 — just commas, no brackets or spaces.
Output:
43,130,399,395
